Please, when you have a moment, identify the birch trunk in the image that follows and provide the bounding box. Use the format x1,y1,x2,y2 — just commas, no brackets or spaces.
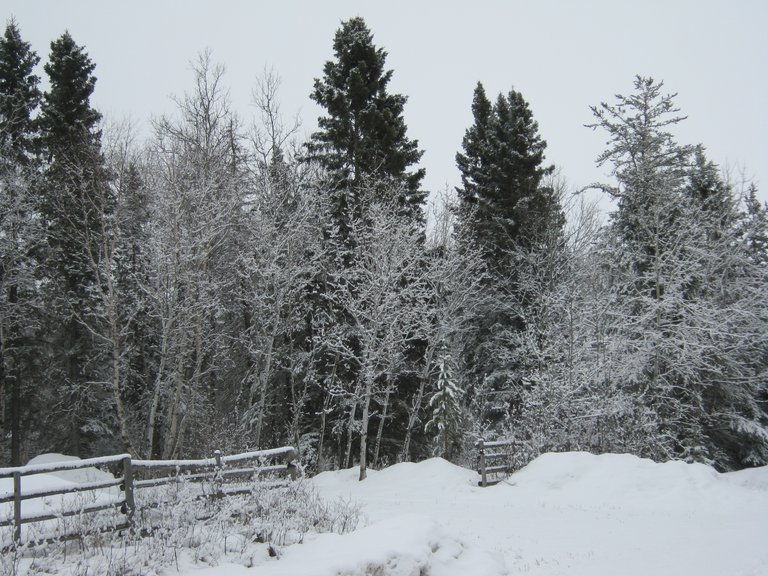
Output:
252,331,275,448
318,352,339,469
373,388,390,469
358,376,374,481
402,347,434,461
344,400,356,469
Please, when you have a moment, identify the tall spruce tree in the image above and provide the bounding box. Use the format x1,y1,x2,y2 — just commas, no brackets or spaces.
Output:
455,83,564,429
39,31,107,266
456,82,561,268
0,19,42,465
306,17,426,225
40,32,100,157
38,32,113,456
0,19,40,163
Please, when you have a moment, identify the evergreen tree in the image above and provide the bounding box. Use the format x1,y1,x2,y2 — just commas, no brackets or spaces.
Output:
306,17,426,225
305,18,427,472
38,31,113,456
455,83,564,431
0,19,42,465
40,32,100,158
110,156,152,453
456,82,562,268
742,185,768,265
686,146,731,222
588,77,692,264
39,31,109,282
588,77,768,468
425,346,463,460
0,18,41,164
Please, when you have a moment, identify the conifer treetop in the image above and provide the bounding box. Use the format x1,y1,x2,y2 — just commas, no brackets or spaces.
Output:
0,18,41,162
40,31,101,156
307,17,425,221
456,81,561,261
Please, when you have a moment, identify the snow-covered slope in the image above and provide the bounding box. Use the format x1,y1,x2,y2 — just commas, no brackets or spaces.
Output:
257,453,768,575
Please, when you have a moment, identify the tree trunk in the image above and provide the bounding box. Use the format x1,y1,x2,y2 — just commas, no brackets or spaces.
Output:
373,387,390,469
402,348,434,462
111,333,134,455
318,390,331,471
0,294,20,465
10,363,20,466
318,352,339,471
344,400,356,469
161,326,189,459
252,331,275,448
175,312,205,457
161,364,185,459
358,377,373,481
103,252,134,457
288,352,309,455
66,317,82,457
145,325,170,458
145,376,162,458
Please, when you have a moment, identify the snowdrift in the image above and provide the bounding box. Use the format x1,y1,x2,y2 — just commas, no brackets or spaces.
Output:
312,456,478,495
507,451,732,496
296,452,768,576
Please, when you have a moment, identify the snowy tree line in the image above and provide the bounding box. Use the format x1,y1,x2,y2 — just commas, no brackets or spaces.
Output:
1,17,766,475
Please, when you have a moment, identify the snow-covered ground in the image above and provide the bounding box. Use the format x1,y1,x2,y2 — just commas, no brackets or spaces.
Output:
225,452,768,576
4,452,767,575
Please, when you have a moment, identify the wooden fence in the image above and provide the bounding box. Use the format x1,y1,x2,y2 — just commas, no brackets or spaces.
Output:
476,439,520,487
0,446,298,547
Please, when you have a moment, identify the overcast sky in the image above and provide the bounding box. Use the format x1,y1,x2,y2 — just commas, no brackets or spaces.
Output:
6,0,768,208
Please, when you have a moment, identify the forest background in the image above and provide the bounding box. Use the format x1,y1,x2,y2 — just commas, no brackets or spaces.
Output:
1,8,766,479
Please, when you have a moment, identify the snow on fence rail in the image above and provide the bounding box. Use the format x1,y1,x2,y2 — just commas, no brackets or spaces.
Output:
475,439,523,487
0,454,131,546
0,446,298,548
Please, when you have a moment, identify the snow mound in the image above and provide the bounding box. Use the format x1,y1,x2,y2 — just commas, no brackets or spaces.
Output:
253,514,504,576
312,457,477,497
500,451,768,507
724,465,768,491
1,454,118,505
26,453,116,485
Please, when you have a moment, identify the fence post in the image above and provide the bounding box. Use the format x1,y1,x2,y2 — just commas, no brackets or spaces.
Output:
284,448,299,480
214,450,223,497
13,470,21,544
477,439,487,488
122,456,135,530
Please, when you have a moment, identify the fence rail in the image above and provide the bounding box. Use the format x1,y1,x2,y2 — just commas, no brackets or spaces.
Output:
0,446,298,548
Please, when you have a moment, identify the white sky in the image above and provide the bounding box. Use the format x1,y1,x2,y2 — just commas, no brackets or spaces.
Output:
6,0,767,206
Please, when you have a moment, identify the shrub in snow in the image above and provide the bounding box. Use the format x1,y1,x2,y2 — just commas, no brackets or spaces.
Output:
2,464,359,576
